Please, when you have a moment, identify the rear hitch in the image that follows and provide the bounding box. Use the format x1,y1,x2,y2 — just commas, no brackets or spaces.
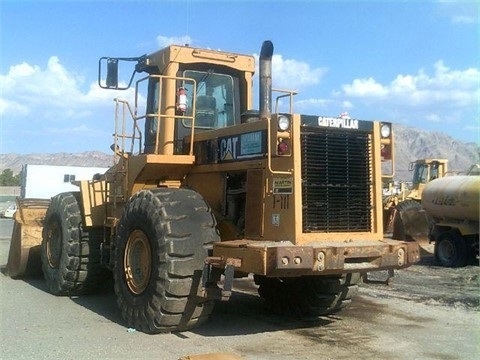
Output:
199,256,242,301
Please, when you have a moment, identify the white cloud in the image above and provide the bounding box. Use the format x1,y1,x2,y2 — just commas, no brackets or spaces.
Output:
0,56,142,153
340,61,479,110
424,113,442,123
336,61,479,137
0,56,136,120
1,57,78,116
252,53,327,91
293,98,355,116
296,98,332,108
341,100,354,109
437,1,478,25
342,77,388,97
157,35,193,47
0,97,29,116
271,54,327,89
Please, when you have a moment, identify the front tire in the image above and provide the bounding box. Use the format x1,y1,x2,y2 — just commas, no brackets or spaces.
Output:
254,273,360,317
41,192,107,295
114,188,219,333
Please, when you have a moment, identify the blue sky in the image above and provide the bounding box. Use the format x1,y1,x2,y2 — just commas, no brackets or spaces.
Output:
1,0,478,154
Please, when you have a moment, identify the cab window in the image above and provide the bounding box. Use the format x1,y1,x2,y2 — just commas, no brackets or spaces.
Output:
412,164,428,184
182,70,236,129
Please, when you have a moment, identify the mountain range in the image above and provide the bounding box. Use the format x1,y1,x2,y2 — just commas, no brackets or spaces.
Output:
1,124,478,182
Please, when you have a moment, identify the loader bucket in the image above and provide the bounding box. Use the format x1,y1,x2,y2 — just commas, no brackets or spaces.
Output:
391,199,432,252
6,198,50,278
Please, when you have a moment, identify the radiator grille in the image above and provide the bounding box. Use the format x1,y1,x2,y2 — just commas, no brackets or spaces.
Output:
301,127,372,232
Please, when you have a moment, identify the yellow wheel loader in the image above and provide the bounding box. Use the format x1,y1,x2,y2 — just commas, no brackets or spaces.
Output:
7,41,420,333
384,159,448,244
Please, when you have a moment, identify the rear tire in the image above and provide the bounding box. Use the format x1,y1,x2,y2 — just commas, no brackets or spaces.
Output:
41,192,107,295
114,188,219,333
434,230,467,267
254,273,360,317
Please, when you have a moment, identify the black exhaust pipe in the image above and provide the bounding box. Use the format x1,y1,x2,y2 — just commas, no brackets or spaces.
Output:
259,40,274,120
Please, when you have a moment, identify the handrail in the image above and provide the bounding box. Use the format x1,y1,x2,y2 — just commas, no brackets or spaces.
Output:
273,88,298,114
112,74,197,158
134,74,197,156
113,99,142,166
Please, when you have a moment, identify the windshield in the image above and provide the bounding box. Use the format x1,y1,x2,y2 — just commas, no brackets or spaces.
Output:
182,70,235,129
412,164,428,184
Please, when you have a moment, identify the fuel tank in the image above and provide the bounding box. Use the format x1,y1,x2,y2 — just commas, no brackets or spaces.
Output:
421,175,480,221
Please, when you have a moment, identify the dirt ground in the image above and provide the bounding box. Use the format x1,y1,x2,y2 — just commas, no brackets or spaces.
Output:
362,244,479,309
0,218,479,359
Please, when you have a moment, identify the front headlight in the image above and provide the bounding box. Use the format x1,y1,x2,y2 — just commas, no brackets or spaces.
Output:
278,115,290,131
381,123,391,138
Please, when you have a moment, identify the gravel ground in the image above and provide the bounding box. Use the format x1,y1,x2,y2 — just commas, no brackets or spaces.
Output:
0,217,478,360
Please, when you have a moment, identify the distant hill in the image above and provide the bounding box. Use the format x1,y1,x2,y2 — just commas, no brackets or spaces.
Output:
394,124,479,180
0,125,478,181
0,151,113,174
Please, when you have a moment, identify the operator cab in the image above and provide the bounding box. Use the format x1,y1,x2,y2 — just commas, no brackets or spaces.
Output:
143,67,247,154
410,160,447,184
98,45,255,156
151,69,241,154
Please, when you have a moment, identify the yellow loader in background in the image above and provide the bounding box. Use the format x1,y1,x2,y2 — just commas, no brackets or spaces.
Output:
384,159,448,245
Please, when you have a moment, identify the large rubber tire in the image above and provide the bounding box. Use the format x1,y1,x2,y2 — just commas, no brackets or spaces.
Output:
114,188,220,333
392,199,423,240
254,273,360,317
41,192,108,295
434,230,468,267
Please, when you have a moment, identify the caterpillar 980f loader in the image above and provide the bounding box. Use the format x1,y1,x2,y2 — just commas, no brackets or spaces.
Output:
7,41,420,333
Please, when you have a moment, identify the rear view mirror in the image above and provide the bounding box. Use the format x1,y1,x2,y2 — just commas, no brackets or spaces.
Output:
106,58,119,88
98,55,145,90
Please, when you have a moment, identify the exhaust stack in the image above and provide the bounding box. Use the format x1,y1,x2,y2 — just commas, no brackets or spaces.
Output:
259,40,274,120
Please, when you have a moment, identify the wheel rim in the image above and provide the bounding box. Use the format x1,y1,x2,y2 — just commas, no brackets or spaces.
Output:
124,229,152,295
46,220,62,268
438,238,455,264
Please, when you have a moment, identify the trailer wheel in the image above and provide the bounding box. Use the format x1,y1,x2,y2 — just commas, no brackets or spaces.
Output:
41,192,107,295
434,230,467,267
254,273,360,317
114,188,219,333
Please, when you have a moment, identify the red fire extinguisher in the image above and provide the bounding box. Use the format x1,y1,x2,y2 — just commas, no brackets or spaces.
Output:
176,87,187,113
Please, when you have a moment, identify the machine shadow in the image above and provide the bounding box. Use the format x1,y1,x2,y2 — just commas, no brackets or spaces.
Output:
193,290,335,337
5,270,335,336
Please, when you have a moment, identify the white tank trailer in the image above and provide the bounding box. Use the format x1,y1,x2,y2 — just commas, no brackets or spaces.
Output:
421,175,479,267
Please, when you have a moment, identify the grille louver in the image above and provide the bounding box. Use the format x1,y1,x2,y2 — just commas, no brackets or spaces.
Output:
301,127,372,232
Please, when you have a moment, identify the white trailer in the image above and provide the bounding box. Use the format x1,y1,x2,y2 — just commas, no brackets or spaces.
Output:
20,164,108,199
